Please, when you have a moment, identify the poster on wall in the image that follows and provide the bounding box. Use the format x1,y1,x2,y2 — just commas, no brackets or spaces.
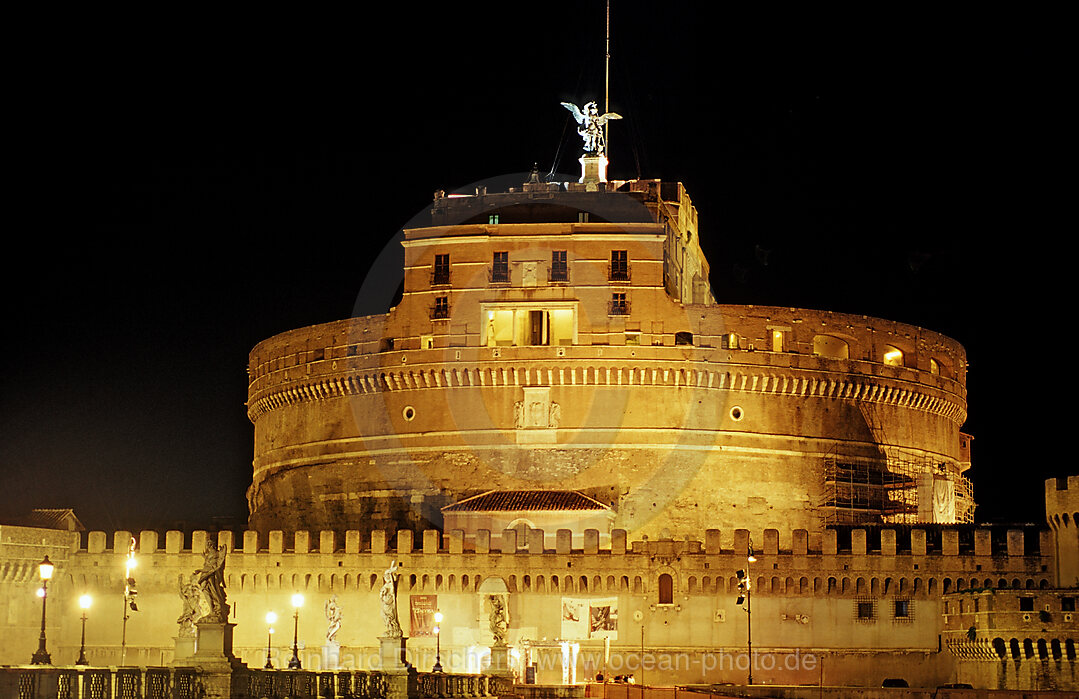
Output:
560,597,618,640
410,594,437,637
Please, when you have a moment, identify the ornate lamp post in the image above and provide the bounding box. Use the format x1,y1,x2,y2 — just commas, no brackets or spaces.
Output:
265,611,277,669
432,610,444,672
76,594,92,665
735,540,757,685
31,555,54,664
288,593,304,669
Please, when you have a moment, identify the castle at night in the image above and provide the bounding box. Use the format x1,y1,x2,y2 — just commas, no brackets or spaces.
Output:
2,134,1077,695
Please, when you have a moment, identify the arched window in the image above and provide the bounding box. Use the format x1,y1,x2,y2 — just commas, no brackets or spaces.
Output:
813,335,849,359
658,573,674,604
882,344,904,367
929,358,941,375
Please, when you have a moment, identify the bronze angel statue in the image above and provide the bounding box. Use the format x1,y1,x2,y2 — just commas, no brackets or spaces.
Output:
561,101,622,155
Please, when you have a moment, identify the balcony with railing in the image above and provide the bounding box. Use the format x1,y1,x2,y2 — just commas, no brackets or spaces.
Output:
488,267,510,284
608,262,631,282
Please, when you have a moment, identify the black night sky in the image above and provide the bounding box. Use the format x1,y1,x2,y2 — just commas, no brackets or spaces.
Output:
2,6,1068,532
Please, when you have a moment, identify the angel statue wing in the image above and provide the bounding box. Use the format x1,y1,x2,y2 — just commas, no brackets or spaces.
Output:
561,102,586,125
596,112,623,126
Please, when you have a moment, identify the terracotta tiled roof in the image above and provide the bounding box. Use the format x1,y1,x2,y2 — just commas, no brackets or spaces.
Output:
442,490,611,513
22,508,86,531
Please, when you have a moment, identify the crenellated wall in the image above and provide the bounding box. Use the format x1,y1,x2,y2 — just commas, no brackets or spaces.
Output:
0,522,1054,681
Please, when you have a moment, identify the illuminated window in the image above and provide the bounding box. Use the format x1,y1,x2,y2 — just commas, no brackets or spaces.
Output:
625,332,640,346
488,214,500,224
813,335,849,360
483,305,576,347
721,333,740,350
550,251,568,282
882,344,904,367
771,329,785,352
929,358,940,375
421,334,434,350
610,250,629,281
491,251,509,283
432,254,450,285
432,297,449,319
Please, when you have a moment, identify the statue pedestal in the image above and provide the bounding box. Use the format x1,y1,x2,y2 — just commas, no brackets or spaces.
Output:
379,635,410,671
193,621,238,666
579,155,609,185
322,641,340,670
172,636,196,663
489,642,510,673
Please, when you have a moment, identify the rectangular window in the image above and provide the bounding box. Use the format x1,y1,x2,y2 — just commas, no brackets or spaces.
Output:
488,214,500,224
1019,598,1035,612
856,601,875,621
610,250,629,281
722,333,740,350
433,296,449,319
772,329,785,353
432,254,450,285
550,250,568,282
610,293,628,316
894,600,911,619
1063,597,1076,612
492,251,509,283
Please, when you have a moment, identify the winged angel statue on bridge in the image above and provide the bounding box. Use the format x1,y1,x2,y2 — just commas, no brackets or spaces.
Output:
561,101,622,156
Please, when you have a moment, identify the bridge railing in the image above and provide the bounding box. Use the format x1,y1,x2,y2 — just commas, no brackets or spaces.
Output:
0,665,512,699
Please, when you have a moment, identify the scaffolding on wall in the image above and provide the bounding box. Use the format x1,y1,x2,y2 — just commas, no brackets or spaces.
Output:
821,402,975,526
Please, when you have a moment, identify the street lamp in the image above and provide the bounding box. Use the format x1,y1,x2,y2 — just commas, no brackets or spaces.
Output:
432,610,444,672
76,594,92,665
735,539,757,685
121,537,138,666
31,555,54,664
265,611,277,669
288,593,304,669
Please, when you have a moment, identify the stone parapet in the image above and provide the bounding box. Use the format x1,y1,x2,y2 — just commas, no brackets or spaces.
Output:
62,524,1052,596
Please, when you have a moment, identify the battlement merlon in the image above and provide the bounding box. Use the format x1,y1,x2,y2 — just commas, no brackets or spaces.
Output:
75,525,1051,561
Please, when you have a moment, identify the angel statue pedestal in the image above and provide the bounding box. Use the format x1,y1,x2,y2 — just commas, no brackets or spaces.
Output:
172,635,195,663
193,620,237,665
322,641,340,671
379,635,410,671
579,154,609,185
488,642,510,673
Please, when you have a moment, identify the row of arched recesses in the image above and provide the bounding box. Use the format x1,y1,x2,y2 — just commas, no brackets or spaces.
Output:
218,571,1051,596
1049,512,1079,529
225,572,488,594
992,637,1078,662
810,334,951,376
